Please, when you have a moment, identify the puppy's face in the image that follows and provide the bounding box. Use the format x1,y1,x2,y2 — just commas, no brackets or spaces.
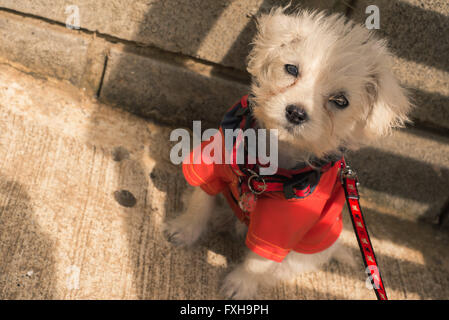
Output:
247,9,411,158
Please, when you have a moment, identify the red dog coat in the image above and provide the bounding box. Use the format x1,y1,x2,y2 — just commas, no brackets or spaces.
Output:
183,95,345,262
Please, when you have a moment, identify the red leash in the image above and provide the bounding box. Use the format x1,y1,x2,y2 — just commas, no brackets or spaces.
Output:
340,159,388,300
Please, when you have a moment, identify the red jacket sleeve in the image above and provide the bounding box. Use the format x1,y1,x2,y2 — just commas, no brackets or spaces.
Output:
182,134,226,196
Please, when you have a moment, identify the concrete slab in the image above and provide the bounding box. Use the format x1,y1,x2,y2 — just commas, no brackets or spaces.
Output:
0,63,448,299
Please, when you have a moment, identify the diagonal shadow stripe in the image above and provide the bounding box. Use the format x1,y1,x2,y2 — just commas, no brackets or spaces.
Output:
347,143,449,222
407,88,449,134
350,0,449,73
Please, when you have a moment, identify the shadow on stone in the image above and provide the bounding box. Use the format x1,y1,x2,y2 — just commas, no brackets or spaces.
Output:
347,146,449,223
361,1,448,73
337,207,449,299
349,0,449,129
0,176,57,299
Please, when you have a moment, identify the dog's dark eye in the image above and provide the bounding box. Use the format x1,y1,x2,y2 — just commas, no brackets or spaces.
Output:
329,94,349,109
285,64,299,77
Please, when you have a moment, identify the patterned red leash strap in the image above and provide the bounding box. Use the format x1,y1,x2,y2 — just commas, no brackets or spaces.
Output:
340,158,388,300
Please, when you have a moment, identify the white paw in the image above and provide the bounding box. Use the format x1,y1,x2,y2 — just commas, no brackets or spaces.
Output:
163,215,203,247
220,269,258,300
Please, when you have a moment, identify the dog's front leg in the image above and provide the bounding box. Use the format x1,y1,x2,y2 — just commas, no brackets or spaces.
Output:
221,250,276,300
164,187,215,246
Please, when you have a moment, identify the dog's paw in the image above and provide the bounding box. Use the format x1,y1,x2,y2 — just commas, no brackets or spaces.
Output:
163,216,202,247
220,269,257,300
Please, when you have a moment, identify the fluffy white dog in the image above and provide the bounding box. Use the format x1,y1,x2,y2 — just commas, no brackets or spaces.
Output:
164,7,411,299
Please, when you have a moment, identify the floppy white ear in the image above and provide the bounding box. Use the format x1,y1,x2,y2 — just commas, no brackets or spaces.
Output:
254,9,292,42
247,9,292,77
365,67,412,137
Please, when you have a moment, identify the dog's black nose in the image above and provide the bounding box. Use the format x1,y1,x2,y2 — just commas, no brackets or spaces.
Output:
286,105,308,124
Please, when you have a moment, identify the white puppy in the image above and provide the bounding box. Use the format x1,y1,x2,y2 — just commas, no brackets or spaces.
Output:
164,8,411,299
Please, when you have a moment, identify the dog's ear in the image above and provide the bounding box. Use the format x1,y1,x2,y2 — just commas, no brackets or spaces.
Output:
364,61,412,137
247,9,291,78
254,9,291,43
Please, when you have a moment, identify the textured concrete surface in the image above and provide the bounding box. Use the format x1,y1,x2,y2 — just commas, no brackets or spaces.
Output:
347,129,449,225
100,46,249,128
0,10,106,94
0,0,345,71
350,0,449,130
1,63,449,300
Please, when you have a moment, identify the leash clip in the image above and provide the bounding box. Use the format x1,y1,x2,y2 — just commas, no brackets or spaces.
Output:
341,163,360,199
340,163,359,185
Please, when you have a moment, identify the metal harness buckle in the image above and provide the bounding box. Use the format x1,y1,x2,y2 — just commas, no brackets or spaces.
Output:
245,169,267,195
